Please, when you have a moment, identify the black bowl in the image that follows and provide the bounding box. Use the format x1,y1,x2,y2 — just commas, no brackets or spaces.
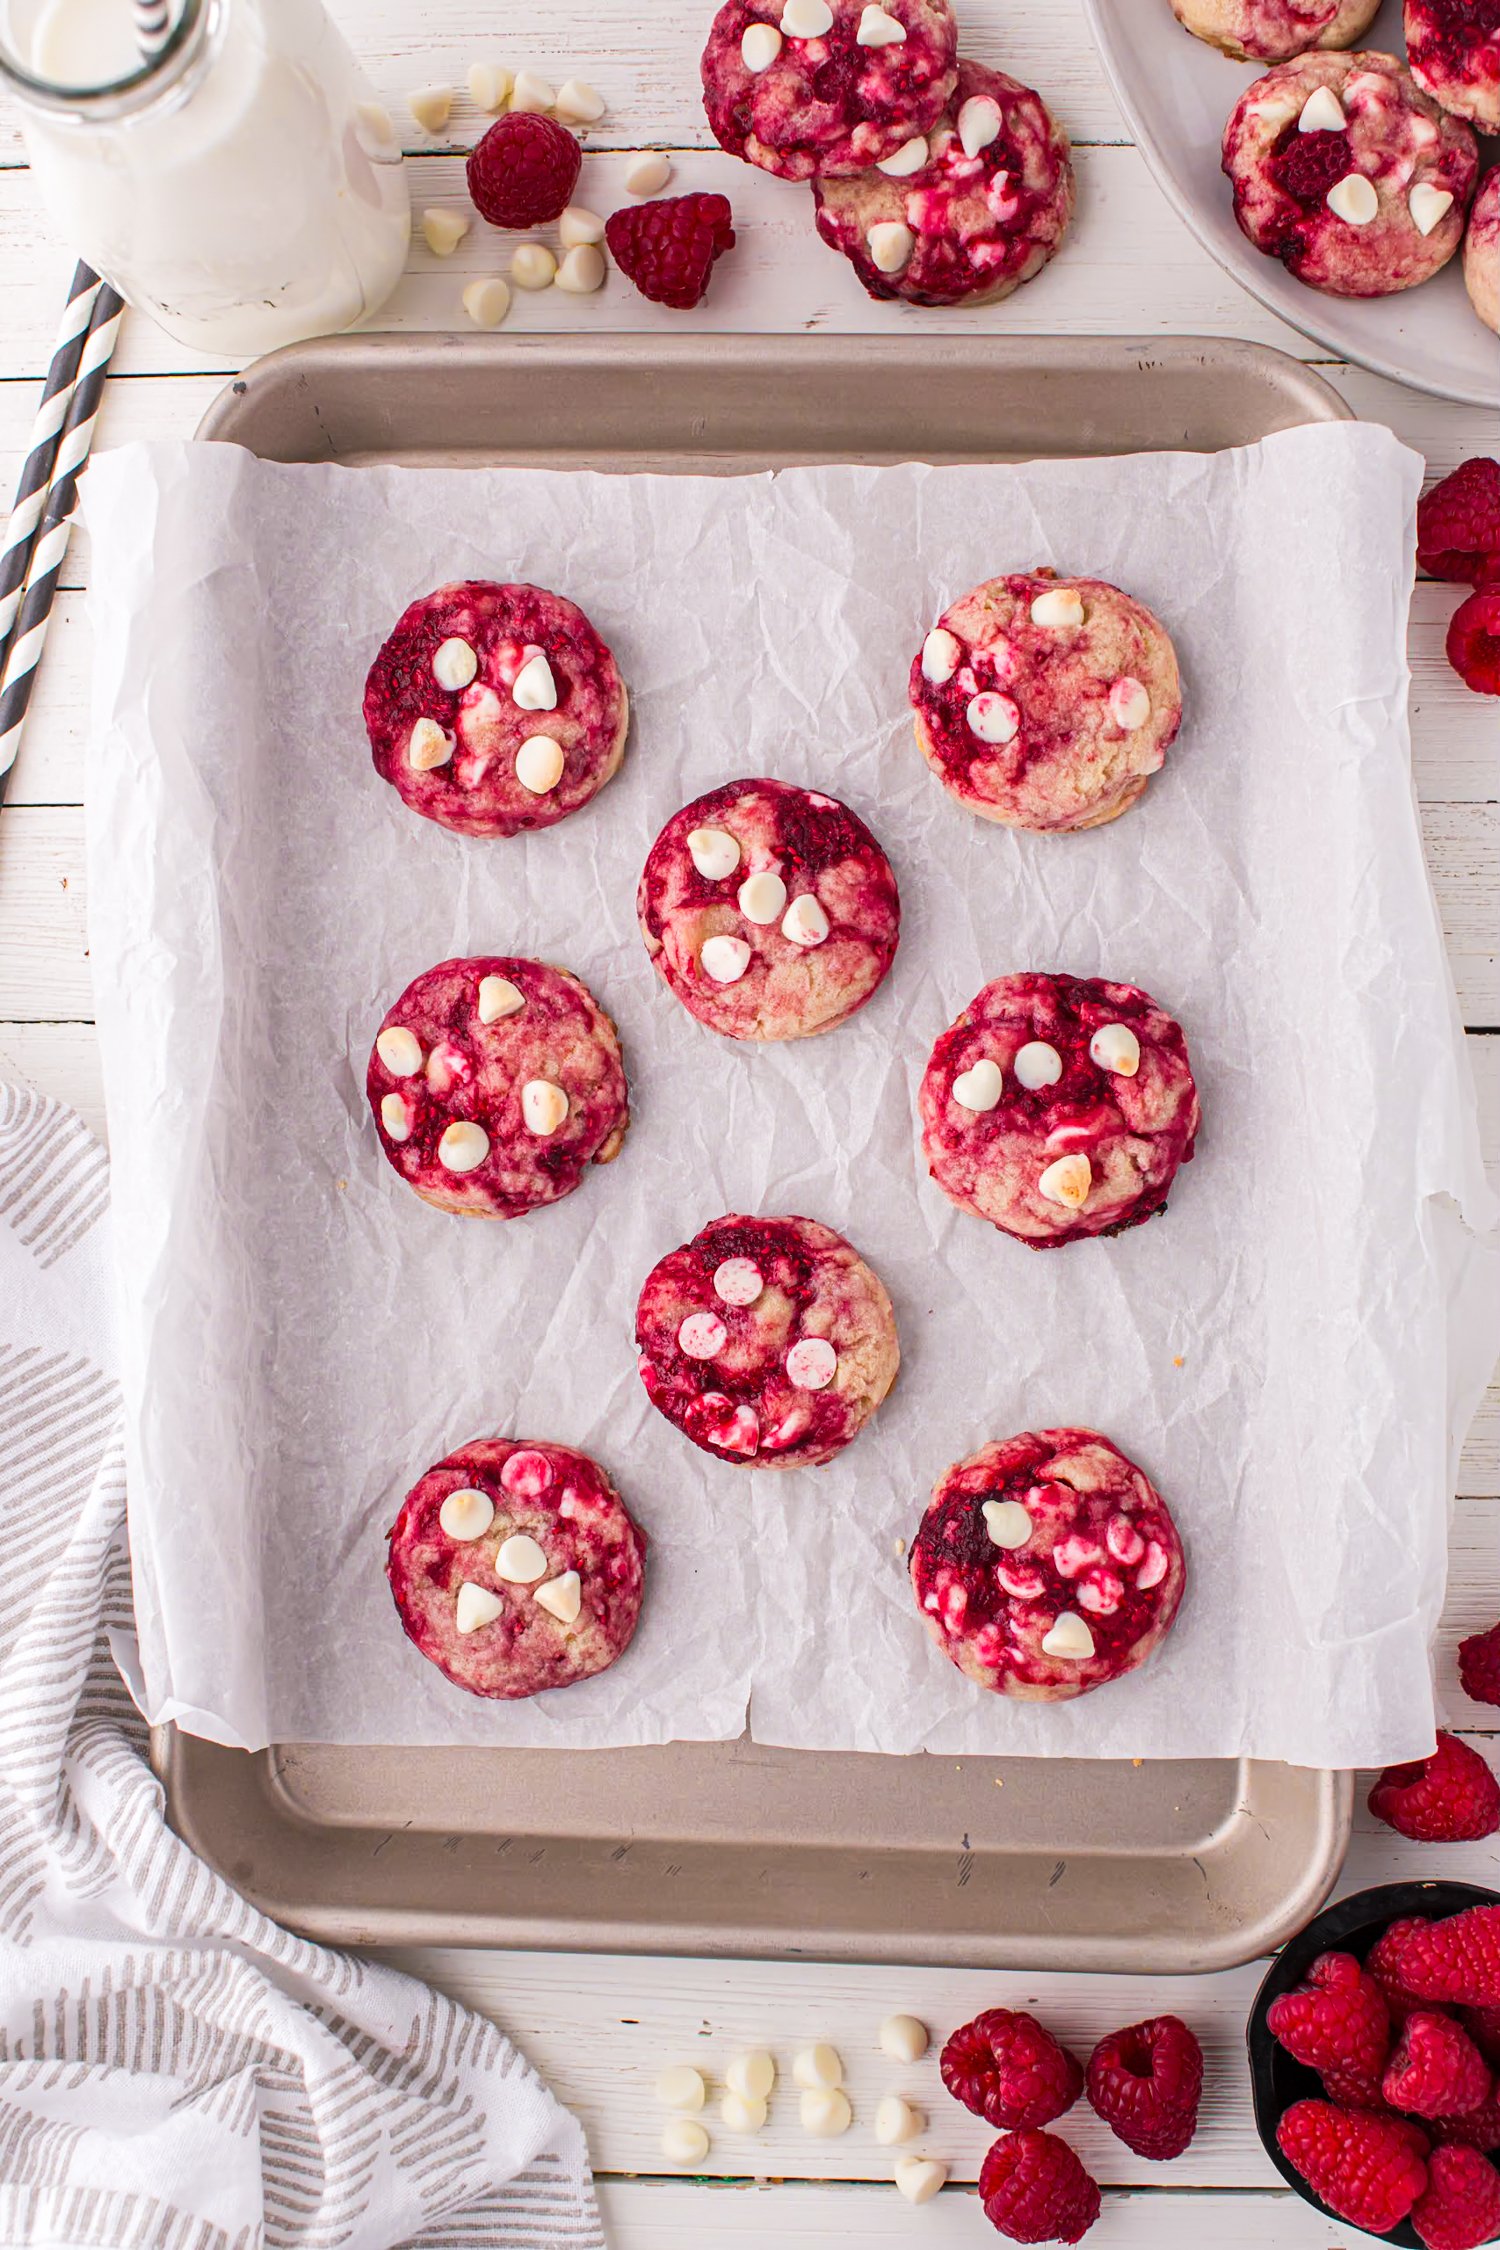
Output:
1247,1879,1500,2246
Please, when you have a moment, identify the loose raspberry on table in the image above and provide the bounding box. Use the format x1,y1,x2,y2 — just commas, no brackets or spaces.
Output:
1266,1952,1392,2107
605,193,735,310
1276,2100,1430,2233
1446,590,1500,699
1381,1909,1500,2010
1370,1734,1500,1842
941,2010,1084,2131
1416,460,1500,586
1370,1920,1443,2029
1460,1624,1500,1709
979,2128,1101,2244
1084,2015,1203,2160
466,112,582,230
1384,2011,1493,2121
1411,2143,1500,2250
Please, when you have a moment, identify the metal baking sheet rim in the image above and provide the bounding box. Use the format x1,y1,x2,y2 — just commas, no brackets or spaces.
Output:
150,331,1354,1968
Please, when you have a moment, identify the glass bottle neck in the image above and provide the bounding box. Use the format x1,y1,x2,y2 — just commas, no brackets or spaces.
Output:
0,0,213,122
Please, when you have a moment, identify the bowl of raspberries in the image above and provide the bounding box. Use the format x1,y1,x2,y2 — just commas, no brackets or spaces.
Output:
1249,1879,1500,2247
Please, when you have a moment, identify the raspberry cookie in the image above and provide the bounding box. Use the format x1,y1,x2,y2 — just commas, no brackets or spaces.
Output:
910,1429,1186,1702
1407,0,1500,130
364,580,628,839
909,571,1181,833
635,1214,899,1469
1168,0,1379,62
637,778,900,1042
811,61,1074,307
1222,53,1478,297
701,0,958,181
387,1438,646,1700
919,972,1199,1249
1467,171,1500,332
367,956,628,1219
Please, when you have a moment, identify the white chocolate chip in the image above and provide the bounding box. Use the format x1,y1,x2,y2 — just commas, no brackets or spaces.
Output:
786,1337,837,1391
800,2088,853,2137
879,2014,930,2064
983,1498,1033,1550
408,84,452,135
657,2065,707,2112
1327,171,1378,226
895,2157,948,2206
792,2043,843,2091
958,94,1002,158
726,2051,776,2102
877,134,929,176
380,1092,413,1143
515,734,566,793
966,691,1019,744
952,1058,1003,1112
626,151,673,196
874,2095,922,2146
1409,181,1455,236
781,893,830,948
867,220,915,274
438,1120,490,1173
701,935,752,985
742,19,783,68
922,627,961,684
462,278,511,329
559,204,607,249
456,1581,504,1634
857,2,907,43
1297,84,1345,132
426,1042,464,1095
1089,1021,1140,1076
661,2118,710,2166
1108,676,1151,731
512,650,557,709
495,1532,548,1584
714,1257,763,1307
467,61,512,111
1013,1040,1063,1091
521,1079,569,1136
433,636,478,690
511,242,558,290
554,77,604,124
478,974,525,1024
679,1311,728,1359
688,827,741,880
781,0,834,32
720,2091,768,2133
509,68,555,113
534,1569,582,1624
738,869,788,924
1041,1610,1096,1660
555,243,606,294
408,716,454,770
440,1488,495,1541
1038,1152,1091,1209
1030,585,1085,629
422,207,471,257
376,1025,424,1077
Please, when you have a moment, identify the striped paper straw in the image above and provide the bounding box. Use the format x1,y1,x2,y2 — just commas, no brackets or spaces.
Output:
0,261,106,665
0,281,125,795
133,0,172,53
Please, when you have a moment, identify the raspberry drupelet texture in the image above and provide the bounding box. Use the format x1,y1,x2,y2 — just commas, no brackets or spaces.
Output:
1412,2143,1500,2250
940,2010,1084,2131
1369,1732,1500,1842
1417,461,1500,586
1383,2011,1493,2120
1405,0,1500,130
1368,1918,1442,2029
1276,2100,1431,2233
1266,1951,1393,2107
1447,590,1500,698
467,112,582,228
1377,1907,1500,2009
1459,1621,1500,1705
978,2129,1102,2244
1085,2016,1204,2160
605,194,737,308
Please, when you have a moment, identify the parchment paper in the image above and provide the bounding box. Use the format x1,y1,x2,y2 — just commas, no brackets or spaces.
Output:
83,425,1500,1765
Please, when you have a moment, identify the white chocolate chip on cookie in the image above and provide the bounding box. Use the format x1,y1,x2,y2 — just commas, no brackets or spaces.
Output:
534,1569,583,1624
1013,1040,1062,1090
701,935,752,985
786,1337,837,1391
958,94,1002,158
512,650,557,710
952,1059,1003,1112
679,1312,728,1359
1298,84,1346,131
781,893,830,947
455,1582,504,1633
1107,676,1150,730
380,1092,413,1143
437,1120,489,1172
1030,586,1085,629
688,827,741,880
878,134,929,175
922,627,961,684
1038,1152,1092,1209
478,974,525,1024
376,1025,424,1077
983,1498,1033,1550
1090,1022,1141,1075
432,636,478,690
521,1079,569,1136
714,1257,763,1306
1327,172,1378,226
496,1533,548,1584
742,20,782,68
781,0,834,33
867,220,915,273
440,1488,495,1541
857,2,907,43
515,735,565,793
408,716,454,770
966,691,1019,744
1041,1610,1096,1659
738,869,788,924
1409,182,1454,236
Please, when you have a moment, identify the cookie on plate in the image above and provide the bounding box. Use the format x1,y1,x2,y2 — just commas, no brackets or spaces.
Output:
1406,0,1500,131
1167,0,1378,63
635,1213,899,1468
1221,52,1478,297
364,580,628,839
637,778,900,1042
387,1438,646,1700
701,0,958,181
919,971,1199,1248
811,60,1074,307
367,956,628,1219
1466,170,1500,333
909,570,1181,833
910,1428,1186,1702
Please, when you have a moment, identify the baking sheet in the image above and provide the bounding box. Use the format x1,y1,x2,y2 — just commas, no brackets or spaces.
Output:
85,421,1500,1766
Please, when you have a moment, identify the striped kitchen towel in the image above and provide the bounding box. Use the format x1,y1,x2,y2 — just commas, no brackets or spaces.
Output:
0,1082,604,2250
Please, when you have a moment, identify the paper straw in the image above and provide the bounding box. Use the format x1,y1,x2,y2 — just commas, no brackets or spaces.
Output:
133,0,171,55
0,261,105,667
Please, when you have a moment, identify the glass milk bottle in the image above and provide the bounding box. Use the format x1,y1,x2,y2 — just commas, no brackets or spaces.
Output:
0,0,410,353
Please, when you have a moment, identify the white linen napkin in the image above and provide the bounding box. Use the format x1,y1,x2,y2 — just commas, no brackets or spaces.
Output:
0,1080,603,2250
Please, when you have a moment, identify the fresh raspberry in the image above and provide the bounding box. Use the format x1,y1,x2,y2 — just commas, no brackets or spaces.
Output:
1432,2093,1500,2152
978,2129,1101,2245
1381,1909,1500,2009
1460,1625,1500,1708
466,113,581,229
941,2010,1084,2131
1446,589,1500,698
1272,126,1357,206
1384,2012,1493,2121
1370,1734,1500,1843
1276,2100,1429,2233
1412,2144,1500,2250
1417,460,1500,586
1266,1952,1391,2107
1370,1920,1442,2030
604,194,735,311
1084,2016,1203,2160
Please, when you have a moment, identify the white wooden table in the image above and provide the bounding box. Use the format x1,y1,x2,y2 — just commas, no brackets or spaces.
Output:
2,4,1497,2240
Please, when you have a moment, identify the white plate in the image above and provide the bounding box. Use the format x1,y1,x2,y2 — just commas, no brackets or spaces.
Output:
1083,0,1499,406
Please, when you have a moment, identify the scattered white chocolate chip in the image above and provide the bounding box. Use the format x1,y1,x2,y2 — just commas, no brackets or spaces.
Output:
966,691,1019,744
516,734,566,793
478,974,525,1024
657,2065,707,2112
438,1120,490,1173
661,2118,710,2166
867,220,915,274
1327,171,1378,226
726,2051,776,2102
380,1092,413,1143
679,1311,728,1359
983,1498,1033,1550
792,2043,843,2091
495,1532,548,1584
408,716,454,770
1042,1610,1096,1660
874,2095,923,2146
781,893,830,948
1038,1152,1092,1209
554,77,604,124
521,1078,569,1136
376,1025,424,1077
786,1337,837,1391
878,134,929,176
952,1058,1003,1113
879,2013,930,2064
455,1582,504,1634
626,151,673,196
857,2,906,44
1030,585,1085,629
720,2091,768,2133
440,1488,495,1541
433,636,478,690
534,1569,582,1624
511,242,558,290
467,61,512,111
921,627,961,684
1013,1040,1063,1091
894,2156,948,2206
739,869,788,924
742,19,783,69
688,826,741,880
509,68,555,114
559,204,607,249
462,278,511,328
512,650,557,709
1107,675,1150,731
800,2088,853,2137
408,84,453,135
1409,181,1455,236
555,243,606,294
1089,1021,1140,1076
781,0,834,32
422,207,471,258
714,1257,763,1307
701,935,752,985
1297,84,1345,132
958,94,1002,158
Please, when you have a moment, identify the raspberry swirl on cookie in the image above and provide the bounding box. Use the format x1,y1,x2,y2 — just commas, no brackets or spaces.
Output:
1168,0,1378,63
701,0,958,181
1406,0,1500,131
